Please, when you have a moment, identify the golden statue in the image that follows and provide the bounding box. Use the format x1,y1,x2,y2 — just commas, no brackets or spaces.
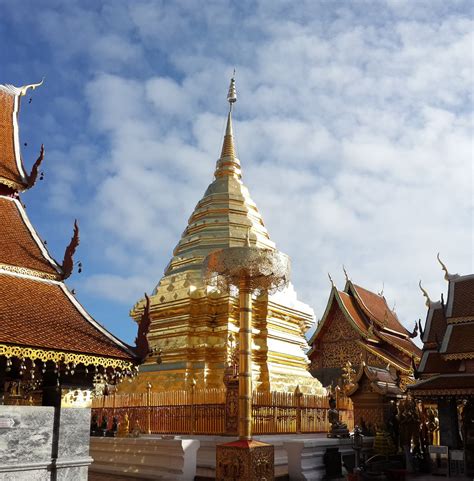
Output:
117,413,130,437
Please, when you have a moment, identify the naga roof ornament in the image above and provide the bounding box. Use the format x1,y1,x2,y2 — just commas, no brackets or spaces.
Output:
61,220,80,280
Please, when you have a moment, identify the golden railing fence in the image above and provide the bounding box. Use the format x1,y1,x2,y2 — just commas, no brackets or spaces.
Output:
92,387,353,435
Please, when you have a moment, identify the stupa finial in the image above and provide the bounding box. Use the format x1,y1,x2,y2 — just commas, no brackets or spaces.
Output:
220,73,237,159
227,69,237,109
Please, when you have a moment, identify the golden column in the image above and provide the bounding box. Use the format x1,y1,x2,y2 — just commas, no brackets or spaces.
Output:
239,275,252,440
203,244,291,479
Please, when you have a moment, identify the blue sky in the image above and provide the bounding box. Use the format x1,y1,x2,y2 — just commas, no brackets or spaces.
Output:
1,0,473,345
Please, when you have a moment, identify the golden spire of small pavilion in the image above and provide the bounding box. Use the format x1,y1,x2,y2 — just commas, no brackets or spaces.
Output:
220,73,237,160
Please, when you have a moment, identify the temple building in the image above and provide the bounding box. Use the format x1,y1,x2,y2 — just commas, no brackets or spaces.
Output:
0,82,137,406
122,78,322,394
409,259,474,474
308,275,421,427
308,275,421,388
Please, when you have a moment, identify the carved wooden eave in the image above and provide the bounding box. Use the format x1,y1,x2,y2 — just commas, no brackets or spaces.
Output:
346,363,404,397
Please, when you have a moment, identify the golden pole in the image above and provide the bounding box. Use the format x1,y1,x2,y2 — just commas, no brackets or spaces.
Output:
146,382,152,434
239,276,252,440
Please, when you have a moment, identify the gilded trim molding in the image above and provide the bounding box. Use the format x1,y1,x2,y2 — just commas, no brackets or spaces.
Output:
0,343,135,371
0,263,60,281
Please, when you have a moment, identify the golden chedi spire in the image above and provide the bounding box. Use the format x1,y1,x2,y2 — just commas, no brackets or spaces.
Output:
125,73,322,396
215,74,241,179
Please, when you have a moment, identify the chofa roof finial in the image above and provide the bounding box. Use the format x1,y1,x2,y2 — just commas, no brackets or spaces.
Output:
342,265,349,282
61,220,80,280
418,280,431,308
328,272,335,288
437,253,451,281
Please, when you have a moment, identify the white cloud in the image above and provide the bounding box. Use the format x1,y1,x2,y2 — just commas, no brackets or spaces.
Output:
9,1,471,336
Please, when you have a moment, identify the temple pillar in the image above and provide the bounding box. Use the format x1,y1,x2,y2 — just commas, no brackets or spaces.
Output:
438,397,461,448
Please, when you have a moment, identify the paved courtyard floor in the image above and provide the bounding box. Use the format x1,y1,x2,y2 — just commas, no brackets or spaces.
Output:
89,473,472,481
89,473,146,481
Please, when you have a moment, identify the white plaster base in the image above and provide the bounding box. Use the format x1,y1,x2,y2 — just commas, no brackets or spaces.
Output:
283,436,374,481
89,437,200,481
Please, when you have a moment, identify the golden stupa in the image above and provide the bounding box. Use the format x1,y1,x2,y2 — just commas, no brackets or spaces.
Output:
122,77,322,394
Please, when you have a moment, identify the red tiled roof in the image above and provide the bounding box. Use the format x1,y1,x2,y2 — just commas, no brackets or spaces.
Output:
378,330,422,358
338,291,369,335
0,87,27,190
0,273,133,360
420,351,460,375
449,278,474,319
0,196,60,277
351,284,409,335
424,306,447,345
443,324,474,358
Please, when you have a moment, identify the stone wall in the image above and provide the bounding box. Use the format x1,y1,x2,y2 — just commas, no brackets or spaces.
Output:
0,405,92,480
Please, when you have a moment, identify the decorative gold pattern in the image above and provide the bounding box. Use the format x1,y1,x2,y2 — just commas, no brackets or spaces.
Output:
447,316,474,324
360,342,412,374
411,387,474,396
0,263,60,281
216,442,274,481
0,176,24,190
92,388,353,435
0,343,135,371
203,247,291,295
444,351,474,360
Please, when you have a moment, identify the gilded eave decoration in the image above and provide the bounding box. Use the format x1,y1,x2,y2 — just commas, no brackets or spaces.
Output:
444,351,474,360
0,343,135,372
0,263,60,281
411,387,474,397
0,176,25,191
